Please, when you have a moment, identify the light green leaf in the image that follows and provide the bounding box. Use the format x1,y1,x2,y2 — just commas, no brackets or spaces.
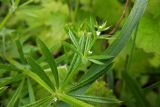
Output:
88,59,104,65
136,1,160,54
88,55,113,60
68,29,79,49
58,93,93,107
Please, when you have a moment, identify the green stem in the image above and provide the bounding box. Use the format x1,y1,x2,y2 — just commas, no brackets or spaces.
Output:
0,11,13,30
0,0,21,30
58,93,93,107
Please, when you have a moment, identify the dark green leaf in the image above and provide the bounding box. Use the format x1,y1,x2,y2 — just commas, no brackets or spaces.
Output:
16,40,26,64
27,57,55,91
7,79,25,107
38,39,59,88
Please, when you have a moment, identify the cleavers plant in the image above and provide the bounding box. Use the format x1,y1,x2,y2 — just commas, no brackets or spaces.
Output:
0,0,148,107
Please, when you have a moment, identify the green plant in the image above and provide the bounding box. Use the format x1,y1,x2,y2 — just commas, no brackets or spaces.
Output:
1,0,155,107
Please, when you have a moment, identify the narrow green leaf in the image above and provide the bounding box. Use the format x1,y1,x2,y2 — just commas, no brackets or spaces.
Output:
88,59,104,65
58,93,93,107
88,55,113,60
16,40,26,63
68,29,79,49
22,96,53,107
122,71,149,107
69,62,113,92
71,95,121,104
84,36,91,54
27,57,55,91
27,78,35,103
79,35,86,53
38,39,59,88
7,79,25,107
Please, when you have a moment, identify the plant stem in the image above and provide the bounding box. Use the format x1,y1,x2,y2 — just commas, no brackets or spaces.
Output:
0,0,21,30
58,93,93,107
0,11,13,30
108,0,129,35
